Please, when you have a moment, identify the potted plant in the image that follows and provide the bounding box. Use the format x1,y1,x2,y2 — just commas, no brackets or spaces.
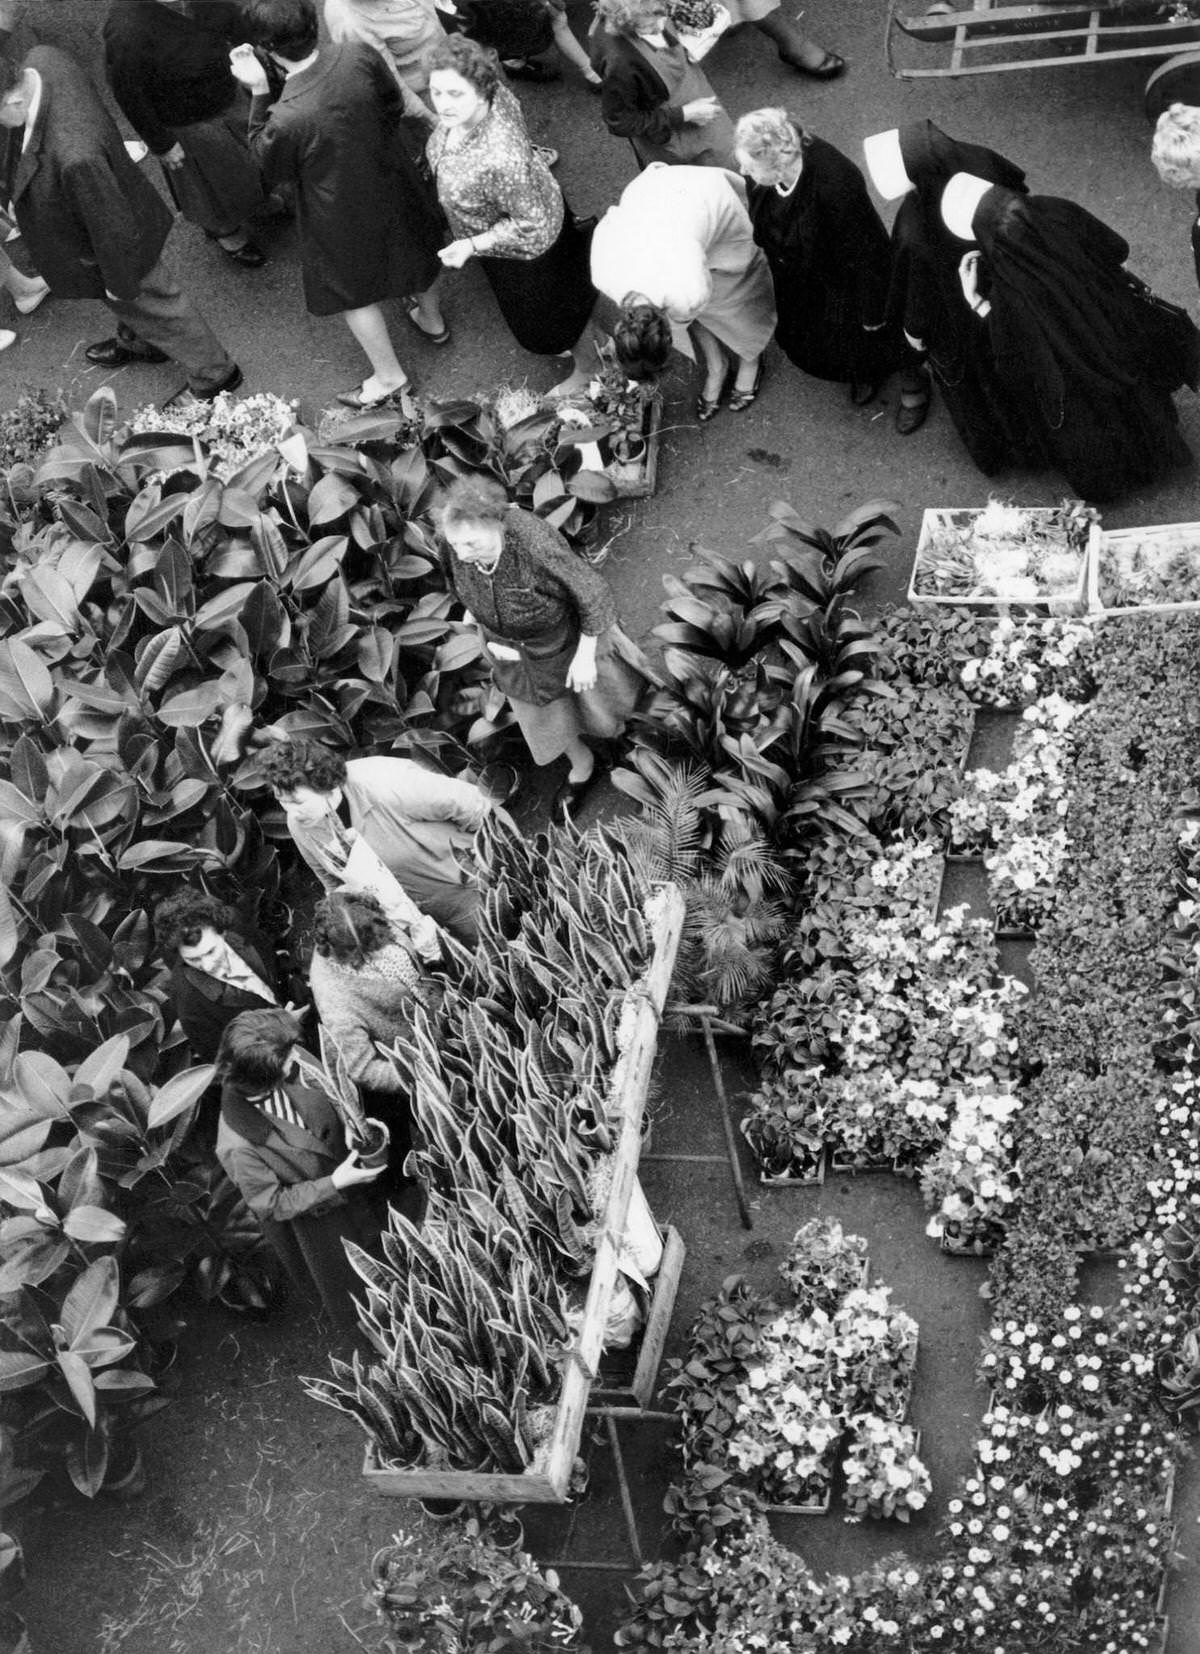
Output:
295,1030,390,1169
841,1414,930,1522
922,1083,1022,1254
777,1217,868,1315
909,497,1097,612
739,1068,827,1183
366,1521,588,1651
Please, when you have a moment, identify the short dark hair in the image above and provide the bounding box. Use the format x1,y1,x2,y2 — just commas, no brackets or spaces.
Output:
312,892,393,967
612,297,673,382
440,473,509,532
154,890,234,957
258,738,348,797
217,1008,302,1091
425,34,501,101
242,0,319,60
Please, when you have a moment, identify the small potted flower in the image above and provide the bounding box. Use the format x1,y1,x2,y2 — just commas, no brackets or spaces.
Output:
922,1083,1021,1254
778,1217,868,1316
740,1067,827,1183
841,1413,931,1522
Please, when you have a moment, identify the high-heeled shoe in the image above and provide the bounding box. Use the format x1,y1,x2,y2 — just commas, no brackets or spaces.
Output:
728,360,765,412
13,278,49,315
696,388,723,423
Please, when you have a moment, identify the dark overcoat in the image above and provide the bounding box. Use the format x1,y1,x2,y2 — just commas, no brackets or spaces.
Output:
169,933,282,1065
246,42,443,316
6,45,174,301
216,1081,380,1321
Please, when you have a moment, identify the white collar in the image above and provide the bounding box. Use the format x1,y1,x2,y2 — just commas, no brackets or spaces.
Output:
20,69,43,155
283,49,320,77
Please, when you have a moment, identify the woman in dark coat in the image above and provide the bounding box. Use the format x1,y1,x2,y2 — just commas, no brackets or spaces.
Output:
233,0,447,407
945,173,1199,503
734,108,921,419
439,474,646,820
593,0,736,170
216,1008,384,1323
864,119,1031,468
104,0,270,268
155,890,289,1065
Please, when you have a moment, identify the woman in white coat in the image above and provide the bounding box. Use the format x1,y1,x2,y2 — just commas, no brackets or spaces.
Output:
590,161,776,422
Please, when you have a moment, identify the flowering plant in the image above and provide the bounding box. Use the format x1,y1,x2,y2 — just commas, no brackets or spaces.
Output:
127,390,300,477
922,1083,1021,1252
841,1414,931,1522
958,614,1098,707
554,336,657,468
777,1217,868,1315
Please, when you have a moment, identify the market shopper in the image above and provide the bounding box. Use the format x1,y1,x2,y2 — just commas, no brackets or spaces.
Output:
104,0,271,271
439,474,646,820
155,890,292,1065
309,891,436,1188
734,108,924,425
942,171,1199,503
1151,102,1200,296
426,34,598,398
0,44,242,397
258,737,493,945
863,119,1029,471
232,0,448,408
590,161,776,420
216,1008,383,1323
593,0,737,171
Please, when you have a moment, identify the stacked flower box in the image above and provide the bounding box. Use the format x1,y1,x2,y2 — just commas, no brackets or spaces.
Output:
908,502,1097,615
1088,521,1200,616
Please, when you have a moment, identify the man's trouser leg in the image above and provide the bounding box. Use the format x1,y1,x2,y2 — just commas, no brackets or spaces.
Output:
105,255,236,394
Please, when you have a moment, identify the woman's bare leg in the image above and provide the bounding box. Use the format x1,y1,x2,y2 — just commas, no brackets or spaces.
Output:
342,303,409,397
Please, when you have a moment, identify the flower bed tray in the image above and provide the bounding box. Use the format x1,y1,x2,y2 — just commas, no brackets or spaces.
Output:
591,1223,687,1410
764,1483,833,1517
829,1155,894,1176
759,1151,827,1188
361,886,685,1504
604,393,663,501
940,1233,996,1258
1088,522,1200,617
907,507,1095,615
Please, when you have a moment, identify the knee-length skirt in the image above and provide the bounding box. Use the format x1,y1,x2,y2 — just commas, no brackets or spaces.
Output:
480,211,596,356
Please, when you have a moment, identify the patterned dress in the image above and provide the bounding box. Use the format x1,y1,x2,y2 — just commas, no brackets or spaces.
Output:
427,84,595,354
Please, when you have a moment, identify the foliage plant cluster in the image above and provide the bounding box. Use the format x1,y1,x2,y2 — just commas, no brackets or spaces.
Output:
660,1219,928,1532
610,499,899,1014
368,1516,588,1652
304,824,668,1474
0,371,677,1523
618,608,1190,1654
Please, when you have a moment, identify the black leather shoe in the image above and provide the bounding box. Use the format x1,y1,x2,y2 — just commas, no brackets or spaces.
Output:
782,49,846,78
502,57,560,81
895,394,930,436
552,767,600,822
85,336,169,366
221,239,267,269
162,363,243,409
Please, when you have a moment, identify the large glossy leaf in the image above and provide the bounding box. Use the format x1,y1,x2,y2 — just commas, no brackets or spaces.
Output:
241,583,286,656
126,490,187,545
0,639,54,720
62,1206,126,1245
0,1350,51,1391
56,1349,98,1426
72,1035,131,1101
157,681,227,729
18,565,80,633
116,839,212,871
11,1051,71,1119
307,472,358,524
58,1255,119,1349
65,1427,107,1498
146,1063,217,1131
289,534,348,593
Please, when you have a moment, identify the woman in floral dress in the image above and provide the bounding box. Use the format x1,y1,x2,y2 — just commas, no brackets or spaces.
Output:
426,33,597,395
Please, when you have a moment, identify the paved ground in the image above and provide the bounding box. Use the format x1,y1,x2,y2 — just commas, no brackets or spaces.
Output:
8,2,1200,1650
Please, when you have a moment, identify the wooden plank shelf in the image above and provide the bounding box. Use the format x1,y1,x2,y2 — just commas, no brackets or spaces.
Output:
361,886,686,1504
591,1224,687,1410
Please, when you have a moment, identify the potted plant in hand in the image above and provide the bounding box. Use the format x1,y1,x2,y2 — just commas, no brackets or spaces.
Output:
295,1029,390,1170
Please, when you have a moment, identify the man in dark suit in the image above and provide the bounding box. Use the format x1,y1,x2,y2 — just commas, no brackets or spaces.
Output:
216,1008,384,1323
0,42,243,399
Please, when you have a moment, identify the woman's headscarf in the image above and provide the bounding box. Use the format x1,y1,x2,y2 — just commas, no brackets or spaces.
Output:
973,186,1200,423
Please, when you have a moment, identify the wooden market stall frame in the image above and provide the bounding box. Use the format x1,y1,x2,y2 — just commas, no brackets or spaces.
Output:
361,884,686,1505
886,0,1200,78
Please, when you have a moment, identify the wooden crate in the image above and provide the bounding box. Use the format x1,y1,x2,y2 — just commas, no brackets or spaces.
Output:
361,886,686,1504
591,1224,686,1409
908,508,1094,615
759,1151,827,1188
1088,522,1200,617
605,395,663,501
